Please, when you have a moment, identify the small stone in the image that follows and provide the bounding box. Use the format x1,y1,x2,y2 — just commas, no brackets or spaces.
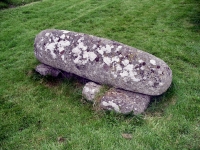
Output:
121,133,133,139
82,82,102,102
35,64,60,77
100,89,150,115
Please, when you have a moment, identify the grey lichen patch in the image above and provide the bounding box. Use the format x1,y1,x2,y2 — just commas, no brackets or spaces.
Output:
34,29,172,96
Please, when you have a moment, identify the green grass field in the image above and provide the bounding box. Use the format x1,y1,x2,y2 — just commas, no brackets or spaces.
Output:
0,0,200,149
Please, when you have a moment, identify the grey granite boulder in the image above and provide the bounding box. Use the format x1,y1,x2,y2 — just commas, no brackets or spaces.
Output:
100,88,150,115
34,29,172,96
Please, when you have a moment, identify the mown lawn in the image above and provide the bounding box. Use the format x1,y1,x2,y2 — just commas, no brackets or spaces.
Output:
0,0,200,149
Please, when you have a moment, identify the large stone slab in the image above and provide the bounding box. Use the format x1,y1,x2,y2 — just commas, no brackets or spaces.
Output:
34,29,172,96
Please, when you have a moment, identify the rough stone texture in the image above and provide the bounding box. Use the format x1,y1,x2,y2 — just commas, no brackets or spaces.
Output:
34,29,172,96
82,82,102,102
35,63,60,77
100,88,150,115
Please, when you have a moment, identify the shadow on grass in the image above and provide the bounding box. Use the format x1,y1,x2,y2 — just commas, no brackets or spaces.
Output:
30,68,146,127
147,80,176,116
0,0,41,9
188,0,200,32
29,68,90,88
0,97,37,145
30,67,176,126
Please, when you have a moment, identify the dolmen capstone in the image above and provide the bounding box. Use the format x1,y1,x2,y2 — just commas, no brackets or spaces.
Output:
34,29,172,115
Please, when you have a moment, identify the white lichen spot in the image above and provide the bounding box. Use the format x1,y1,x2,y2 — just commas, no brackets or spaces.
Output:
122,59,129,66
105,45,113,53
61,40,70,47
45,43,57,59
112,73,118,78
61,55,66,63
138,59,144,63
72,47,82,55
77,37,84,43
83,51,97,62
148,81,154,86
88,52,97,61
143,76,147,80
59,41,70,52
45,33,50,36
62,30,70,34
120,70,129,77
73,55,82,64
124,64,134,72
60,34,65,40
52,37,58,42
129,71,140,82
116,64,122,71
102,101,121,113
132,77,140,82
112,56,120,63
159,82,164,86
82,60,88,65
97,48,104,55
78,42,87,51
158,70,163,74
150,59,156,65
46,43,55,51
92,44,97,49
115,45,122,52
140,66,145,70
103,57,112,66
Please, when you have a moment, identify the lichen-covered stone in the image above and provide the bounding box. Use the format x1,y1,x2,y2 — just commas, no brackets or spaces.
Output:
82,82,102,102
100,88,150,115
35,63,60,77
34,29,172,96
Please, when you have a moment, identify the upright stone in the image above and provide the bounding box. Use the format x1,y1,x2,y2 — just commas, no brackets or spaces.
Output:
34,29,172,96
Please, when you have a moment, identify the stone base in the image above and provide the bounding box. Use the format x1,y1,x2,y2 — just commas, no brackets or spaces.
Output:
100,88,150,115
82,82,151,115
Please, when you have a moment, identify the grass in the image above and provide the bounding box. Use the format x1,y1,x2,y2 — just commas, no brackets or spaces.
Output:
0,0,200,149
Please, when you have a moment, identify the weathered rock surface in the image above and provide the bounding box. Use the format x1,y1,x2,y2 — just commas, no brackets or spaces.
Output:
82,82,150,115
34,29,172,96
82,82,102,102
35,63,60,77
100,88,150,115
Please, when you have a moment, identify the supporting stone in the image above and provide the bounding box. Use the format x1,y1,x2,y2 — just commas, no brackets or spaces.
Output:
82,82,150,115
35,63,60,77
82,82,102,102
100,88,150,115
